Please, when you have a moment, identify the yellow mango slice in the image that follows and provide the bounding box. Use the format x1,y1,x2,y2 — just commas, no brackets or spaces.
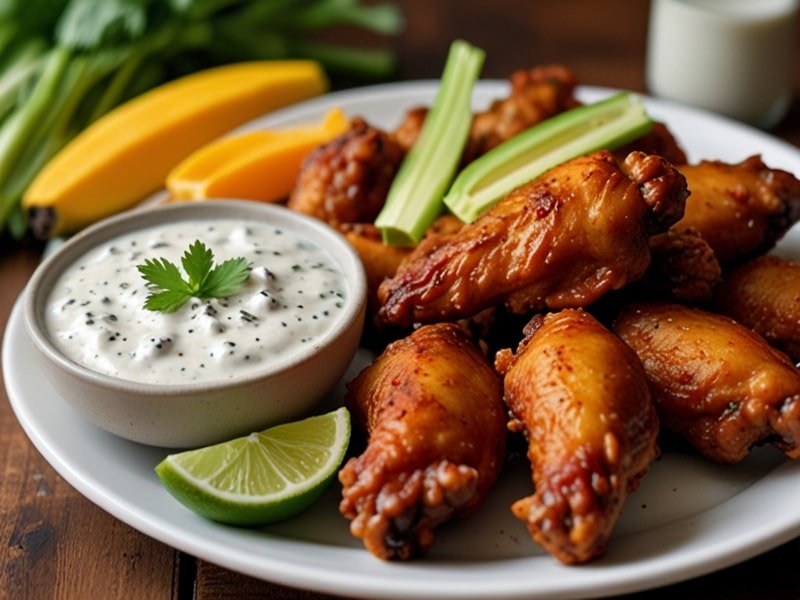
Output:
24,60,327,237
166,108,349,203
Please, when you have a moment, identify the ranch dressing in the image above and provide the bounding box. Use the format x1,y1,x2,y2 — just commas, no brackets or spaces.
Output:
646,0,798,128
45,219,349,384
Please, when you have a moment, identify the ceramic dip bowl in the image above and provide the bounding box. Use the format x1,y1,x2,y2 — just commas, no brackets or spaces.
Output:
24,201,367,447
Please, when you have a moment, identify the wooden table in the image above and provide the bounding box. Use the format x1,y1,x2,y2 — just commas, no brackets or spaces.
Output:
3,1,800,597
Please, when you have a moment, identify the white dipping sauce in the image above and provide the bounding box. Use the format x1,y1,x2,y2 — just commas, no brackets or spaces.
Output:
646,0,799,128
45,219,349,384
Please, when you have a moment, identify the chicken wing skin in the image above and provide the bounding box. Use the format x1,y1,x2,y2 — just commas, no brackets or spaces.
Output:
339,323,506,560
393,65,580,160
495,310,659,564
287,117,405,226
377,150,689,327
614,122,688,166
639,227,722,303
714,256,800,362
463,65,580,162
340,216,465,316
674,155,800,264
614,302,800,463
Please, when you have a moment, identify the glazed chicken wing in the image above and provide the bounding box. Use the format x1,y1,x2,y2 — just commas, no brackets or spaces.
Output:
674,155,800,264
714,256,800,362
393,65,580,159
287,117,405,226
377,150,688,327
614,122,688,166
339,323,506,560
614,303,800,463
495,310,659,564
638,227,722,303
463,65,580,162
341,216,465,315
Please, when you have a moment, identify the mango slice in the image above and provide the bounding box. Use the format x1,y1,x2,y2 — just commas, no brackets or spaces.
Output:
166,108,348,203
23,60,327,237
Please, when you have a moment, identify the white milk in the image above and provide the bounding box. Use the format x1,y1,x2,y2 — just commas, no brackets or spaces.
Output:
647,0,799,128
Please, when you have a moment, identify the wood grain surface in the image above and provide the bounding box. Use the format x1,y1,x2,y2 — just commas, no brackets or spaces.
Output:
3,1,800,598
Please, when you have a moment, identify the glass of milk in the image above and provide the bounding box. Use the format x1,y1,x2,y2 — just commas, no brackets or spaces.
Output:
646,0,799,129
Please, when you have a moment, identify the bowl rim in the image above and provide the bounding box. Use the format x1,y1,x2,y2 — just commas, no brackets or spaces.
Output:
23,200,367,397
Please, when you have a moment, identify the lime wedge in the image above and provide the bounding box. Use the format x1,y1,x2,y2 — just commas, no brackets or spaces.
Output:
155,407,350,526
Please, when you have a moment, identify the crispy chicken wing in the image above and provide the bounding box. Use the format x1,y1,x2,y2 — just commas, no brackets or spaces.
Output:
339,323,506,560
287,117,405,226
495,310,659,564
614,122,688,166
463,65,580,162
614,302,800,463
340,223,412,312
377,150,688,327
714,256,800,362
393,65,580,160
341,216,465,315
674,156,800,264
639,227,722,303
290,66,580,227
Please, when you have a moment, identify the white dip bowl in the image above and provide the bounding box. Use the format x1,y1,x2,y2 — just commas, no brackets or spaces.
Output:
24,201,367,447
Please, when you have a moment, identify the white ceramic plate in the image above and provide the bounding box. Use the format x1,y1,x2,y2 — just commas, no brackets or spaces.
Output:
7,82,800,599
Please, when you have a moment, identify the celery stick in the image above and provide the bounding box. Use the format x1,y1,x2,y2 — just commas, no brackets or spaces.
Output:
375,40,484,246
444,92,652,223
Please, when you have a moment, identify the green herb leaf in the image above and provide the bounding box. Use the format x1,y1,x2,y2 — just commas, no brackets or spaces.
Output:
201,257,251,297
143,289,194,313
138,256,192,293
181,238,214,290
137,239,251,312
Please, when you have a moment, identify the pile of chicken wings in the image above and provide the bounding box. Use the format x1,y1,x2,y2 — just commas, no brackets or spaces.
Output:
287,66,800,564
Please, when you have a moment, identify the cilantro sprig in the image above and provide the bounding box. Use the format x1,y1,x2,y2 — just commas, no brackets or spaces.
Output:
137,240,251,313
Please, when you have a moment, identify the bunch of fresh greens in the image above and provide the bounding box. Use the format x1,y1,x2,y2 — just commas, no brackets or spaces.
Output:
0,0,403,241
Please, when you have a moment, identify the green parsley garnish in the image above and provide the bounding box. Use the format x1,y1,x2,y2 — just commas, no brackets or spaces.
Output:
137,240,251,313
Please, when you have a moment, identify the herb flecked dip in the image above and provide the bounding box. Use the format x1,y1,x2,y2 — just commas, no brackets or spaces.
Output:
45,220,348,384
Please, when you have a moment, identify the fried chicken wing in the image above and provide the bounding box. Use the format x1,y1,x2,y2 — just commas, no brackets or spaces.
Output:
287,117,405,226
674,156,800,264
290,66,580,228
614,303,800,463
463,65,580,162
377,150,688,327
393,65,580,162
639,227,722,303
340,223,412,311
494,310,659,564
714,256,800,362
339,323,506,560
341,216,465,315
614,122,688,166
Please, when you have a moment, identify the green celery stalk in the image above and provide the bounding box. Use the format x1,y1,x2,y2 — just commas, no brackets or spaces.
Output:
444,92,653,223
375,40,484,246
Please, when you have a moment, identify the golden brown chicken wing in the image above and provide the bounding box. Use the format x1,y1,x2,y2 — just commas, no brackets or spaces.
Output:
614,122,688,166
495,310,659,564
392,65,580,161
340,223,412,311
614,302,800,463
339,323,507,560
463,65,580,162
377,150,688,327
287,117,405,226
340,216,465,315
674,155,800,265
714,256,800,362
638,227,722,303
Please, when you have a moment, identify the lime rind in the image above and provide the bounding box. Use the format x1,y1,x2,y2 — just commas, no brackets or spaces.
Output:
155,407,351,526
